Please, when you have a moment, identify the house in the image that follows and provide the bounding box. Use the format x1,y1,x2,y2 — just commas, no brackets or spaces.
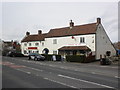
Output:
21,18,116,60
2,40,21,56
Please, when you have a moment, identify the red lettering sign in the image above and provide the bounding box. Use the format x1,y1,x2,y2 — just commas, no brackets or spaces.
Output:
28,47,37,49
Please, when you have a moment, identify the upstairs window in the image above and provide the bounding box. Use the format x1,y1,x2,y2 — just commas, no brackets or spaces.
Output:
53,39,57,44
24,43,27,46
42,42,44,46
35,43,39,46
80,37,85,43
29,43,31,46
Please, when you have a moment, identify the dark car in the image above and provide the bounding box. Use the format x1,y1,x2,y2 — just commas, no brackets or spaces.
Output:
100,58,111,65
7,51,24,57
28,53,45,61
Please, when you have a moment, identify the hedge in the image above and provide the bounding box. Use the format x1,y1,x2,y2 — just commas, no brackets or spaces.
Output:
41,54,61,61
66,55,95,63
66,55,86,63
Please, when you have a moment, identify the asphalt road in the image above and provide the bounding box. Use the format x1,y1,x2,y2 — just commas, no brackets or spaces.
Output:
1,56,119,90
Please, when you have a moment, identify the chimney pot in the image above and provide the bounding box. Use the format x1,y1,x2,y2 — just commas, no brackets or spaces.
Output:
38,30,42,34
26,31,30,36
97,18,101,24
69,20,74,27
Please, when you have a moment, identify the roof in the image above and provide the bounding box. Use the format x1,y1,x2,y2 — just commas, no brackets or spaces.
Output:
21,33,47,42
21,22,98,42
58,46,91,50
46,23,97,38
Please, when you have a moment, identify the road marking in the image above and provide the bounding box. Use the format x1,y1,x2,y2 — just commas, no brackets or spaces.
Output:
26,67,43,72
100,66,118,69
16,69,31,74
115,76,120,79
91,72,96,74
44,77,77,88
58,74,115,89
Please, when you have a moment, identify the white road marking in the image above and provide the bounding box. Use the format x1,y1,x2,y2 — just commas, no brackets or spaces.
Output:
58,74,115,89
25,66,43,72
115,76,120,79
44,77,77,88
92,72,96,74
16,69,31,74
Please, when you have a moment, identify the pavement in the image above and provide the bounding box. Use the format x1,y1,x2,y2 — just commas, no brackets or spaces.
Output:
1,56,119,89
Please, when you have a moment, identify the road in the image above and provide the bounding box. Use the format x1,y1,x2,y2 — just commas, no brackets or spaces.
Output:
1,56,119,90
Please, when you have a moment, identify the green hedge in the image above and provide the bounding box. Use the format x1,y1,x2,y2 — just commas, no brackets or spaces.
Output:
66,55,86,63
66,55,95,63
41,54,61,61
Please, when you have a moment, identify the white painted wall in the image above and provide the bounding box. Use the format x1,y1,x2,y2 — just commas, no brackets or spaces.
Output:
21,41,45,56
96,24,116,59
21,34,96,56
44,34,96,54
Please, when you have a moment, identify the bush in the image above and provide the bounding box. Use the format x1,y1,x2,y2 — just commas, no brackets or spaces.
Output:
83,56,95,63
66,55,86,63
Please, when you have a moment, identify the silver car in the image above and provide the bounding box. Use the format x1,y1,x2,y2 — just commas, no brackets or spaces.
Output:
28,53,45,61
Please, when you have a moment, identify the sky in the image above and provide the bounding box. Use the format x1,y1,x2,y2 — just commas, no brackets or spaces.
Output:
1,0,119,43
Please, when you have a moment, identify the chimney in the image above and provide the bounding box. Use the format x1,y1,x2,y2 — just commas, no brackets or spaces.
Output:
69,20,74,28
97,18,101,24
26,31,30,36
38,30,42,34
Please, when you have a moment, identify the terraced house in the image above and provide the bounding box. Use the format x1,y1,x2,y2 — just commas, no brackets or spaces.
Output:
21,18,116,60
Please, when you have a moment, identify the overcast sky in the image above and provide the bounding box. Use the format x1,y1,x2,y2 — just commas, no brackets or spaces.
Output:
1,1,118,43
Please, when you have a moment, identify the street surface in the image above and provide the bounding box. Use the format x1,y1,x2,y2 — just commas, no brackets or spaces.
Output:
1,56,119,90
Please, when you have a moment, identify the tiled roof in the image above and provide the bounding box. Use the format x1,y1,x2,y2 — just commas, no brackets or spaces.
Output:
21,33,47,42
46,23,97,38
21,22,98,42
58,46,91,50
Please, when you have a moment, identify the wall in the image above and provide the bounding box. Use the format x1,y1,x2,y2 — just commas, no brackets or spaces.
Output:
21,34,95,56
44,34,96,54
96,24,116,59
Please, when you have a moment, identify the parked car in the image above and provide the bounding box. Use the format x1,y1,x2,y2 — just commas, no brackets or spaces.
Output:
7,51,24,57
28,53,45,61
100,58,111,65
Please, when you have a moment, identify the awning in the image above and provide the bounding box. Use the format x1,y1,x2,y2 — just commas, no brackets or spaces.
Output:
58,46,91,51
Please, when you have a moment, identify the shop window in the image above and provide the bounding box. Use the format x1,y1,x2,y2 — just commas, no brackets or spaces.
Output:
53,51,57,54
24,50,27,54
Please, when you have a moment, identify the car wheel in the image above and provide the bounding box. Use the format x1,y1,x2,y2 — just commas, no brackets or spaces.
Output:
34,57,37,61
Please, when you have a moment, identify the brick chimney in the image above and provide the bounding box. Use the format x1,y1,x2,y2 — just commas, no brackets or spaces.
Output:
69,20,74,28
26,31,30,36
38,30,42,34
97,18,101,24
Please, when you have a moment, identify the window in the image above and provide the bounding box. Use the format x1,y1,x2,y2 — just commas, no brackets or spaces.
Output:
35,43,39,46
29,43,31,46
24,43,27,46
36,51,39,53
80,37,85,43
24,50,27,54
53,39,57,44
53,51,57,54
42,42,44,46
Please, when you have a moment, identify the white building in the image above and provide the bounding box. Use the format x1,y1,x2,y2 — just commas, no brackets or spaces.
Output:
21,18,116,60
